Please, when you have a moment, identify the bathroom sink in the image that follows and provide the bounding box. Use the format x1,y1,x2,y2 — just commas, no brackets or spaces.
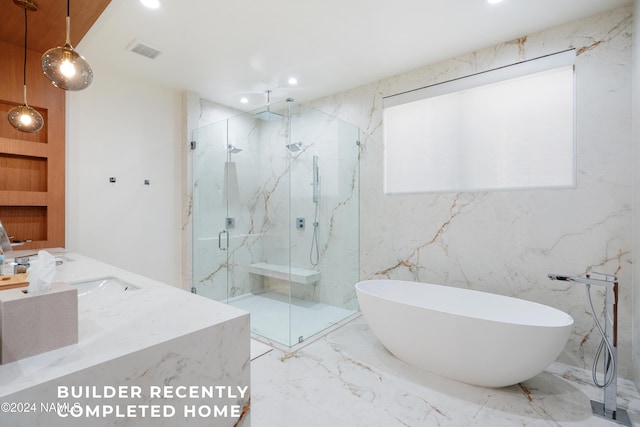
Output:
71,277,139,298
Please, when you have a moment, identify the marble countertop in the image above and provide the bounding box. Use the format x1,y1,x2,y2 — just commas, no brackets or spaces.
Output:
0,249,248,397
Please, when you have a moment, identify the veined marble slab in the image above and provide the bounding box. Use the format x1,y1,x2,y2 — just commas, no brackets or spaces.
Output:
251,316,639,427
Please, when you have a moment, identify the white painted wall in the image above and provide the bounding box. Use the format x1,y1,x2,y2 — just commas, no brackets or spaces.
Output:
66,46,183,287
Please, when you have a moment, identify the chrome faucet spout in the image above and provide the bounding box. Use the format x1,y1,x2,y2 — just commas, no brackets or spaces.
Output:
0,220,12,253
547,272,615,288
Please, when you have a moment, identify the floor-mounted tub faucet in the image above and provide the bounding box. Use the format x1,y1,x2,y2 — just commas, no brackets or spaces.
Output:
547,272,631,426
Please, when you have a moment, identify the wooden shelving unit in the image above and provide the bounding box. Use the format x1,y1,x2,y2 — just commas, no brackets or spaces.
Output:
0,41,65,251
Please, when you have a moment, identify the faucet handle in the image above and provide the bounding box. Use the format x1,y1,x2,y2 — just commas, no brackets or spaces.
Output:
587,271,616,282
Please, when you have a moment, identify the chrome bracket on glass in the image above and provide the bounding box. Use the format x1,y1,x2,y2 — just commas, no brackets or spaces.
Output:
218,230,229,251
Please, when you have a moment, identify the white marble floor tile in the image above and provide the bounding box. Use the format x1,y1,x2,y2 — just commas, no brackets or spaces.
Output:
251,316,640,426
251,339,273,360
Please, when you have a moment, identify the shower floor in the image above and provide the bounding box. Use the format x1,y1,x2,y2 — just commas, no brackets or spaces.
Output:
228,292,356,347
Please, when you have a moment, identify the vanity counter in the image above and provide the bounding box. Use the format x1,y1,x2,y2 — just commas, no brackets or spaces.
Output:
0,249,250,426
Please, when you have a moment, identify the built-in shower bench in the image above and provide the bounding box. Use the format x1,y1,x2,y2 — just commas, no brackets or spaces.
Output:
247,262,320,285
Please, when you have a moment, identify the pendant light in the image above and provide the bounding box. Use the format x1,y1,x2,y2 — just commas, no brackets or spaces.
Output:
41,0,93,91
8,0,44,133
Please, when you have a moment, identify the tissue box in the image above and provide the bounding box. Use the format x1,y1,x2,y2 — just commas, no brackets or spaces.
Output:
0,282,78,364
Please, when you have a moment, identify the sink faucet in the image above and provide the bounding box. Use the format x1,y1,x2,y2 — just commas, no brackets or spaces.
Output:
0,220,11,253
0,220,32,275
0,220,10,275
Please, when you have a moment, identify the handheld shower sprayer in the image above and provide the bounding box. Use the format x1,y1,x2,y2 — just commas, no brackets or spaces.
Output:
312,155,319,204
547,272,630,426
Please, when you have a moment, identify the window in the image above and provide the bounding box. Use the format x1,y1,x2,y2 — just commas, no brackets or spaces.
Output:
383,50,576,194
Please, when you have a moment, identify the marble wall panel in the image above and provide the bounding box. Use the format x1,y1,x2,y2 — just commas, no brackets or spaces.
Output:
310,6,635,378
632,0,640,390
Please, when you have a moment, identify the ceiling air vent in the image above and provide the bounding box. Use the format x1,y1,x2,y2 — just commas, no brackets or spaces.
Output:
126,39,162,59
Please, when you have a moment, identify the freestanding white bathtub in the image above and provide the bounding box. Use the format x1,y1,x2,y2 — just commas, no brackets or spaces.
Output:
355,279,573,388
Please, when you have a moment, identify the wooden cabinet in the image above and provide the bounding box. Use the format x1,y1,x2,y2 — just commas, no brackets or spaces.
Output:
0,40,65,250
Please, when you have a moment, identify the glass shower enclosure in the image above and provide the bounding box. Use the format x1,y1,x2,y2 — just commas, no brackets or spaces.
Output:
192,100,360,347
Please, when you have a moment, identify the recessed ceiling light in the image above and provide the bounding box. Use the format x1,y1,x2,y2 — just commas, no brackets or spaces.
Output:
240,97,249,104
140,0,162,9
487,0,503,4
288,77,298,85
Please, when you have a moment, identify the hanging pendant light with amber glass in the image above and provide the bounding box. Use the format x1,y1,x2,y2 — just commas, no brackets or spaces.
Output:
41,0,93,91
8,0,44,133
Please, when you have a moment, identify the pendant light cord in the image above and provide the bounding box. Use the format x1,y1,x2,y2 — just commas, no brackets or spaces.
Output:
22,7,27,87
65,0,72,46
21,6,29,105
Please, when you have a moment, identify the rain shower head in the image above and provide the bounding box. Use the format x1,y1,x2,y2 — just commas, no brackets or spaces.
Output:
286,142,302,152
255,89,284,121
227,145,243,154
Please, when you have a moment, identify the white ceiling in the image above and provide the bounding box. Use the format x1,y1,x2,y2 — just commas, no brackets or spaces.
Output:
81,0,632,111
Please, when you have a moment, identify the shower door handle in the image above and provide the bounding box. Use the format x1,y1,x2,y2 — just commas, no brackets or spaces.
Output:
218,230,228,251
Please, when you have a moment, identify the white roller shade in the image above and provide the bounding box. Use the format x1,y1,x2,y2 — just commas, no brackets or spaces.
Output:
383,50,576,194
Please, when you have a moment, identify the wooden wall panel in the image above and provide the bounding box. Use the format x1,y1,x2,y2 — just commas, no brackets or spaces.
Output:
0,0,112,54
0,206,47,243
0,0,111,252
0,154,47,192
0,40,65,250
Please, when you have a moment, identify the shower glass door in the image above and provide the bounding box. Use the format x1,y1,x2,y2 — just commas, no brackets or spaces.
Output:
192,106,293,345
192,101,360,348
192,119,231,302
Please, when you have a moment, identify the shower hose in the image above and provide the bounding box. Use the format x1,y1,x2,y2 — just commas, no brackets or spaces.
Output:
585,283,616,389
